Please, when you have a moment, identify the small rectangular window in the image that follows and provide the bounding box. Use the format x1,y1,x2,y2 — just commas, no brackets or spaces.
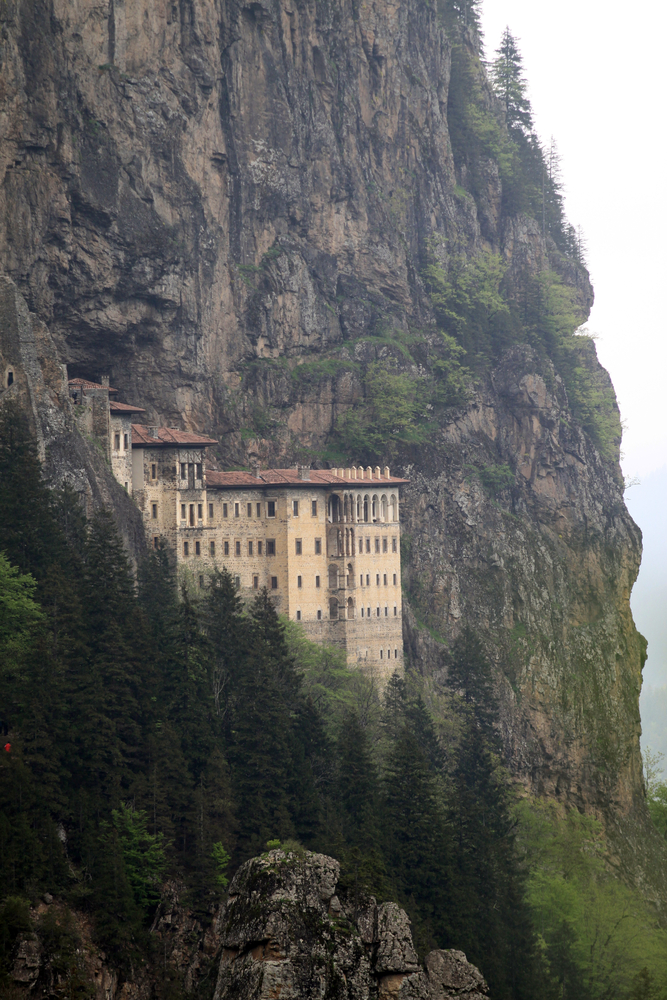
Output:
114,433,120,451
235,541,241,556
393,606,397,616
317,609,322,620
392,537,397,553
151,464,157,481
248,541,253,555
295,539,302,555
234,576,240,588
198,504,203,520
195,541,201,556
297,575,302,588
124,433,128,450
315,575,320,588
183,541,189,557
361,607,365,618
152,503,158,519
189,504,195,526
383,574,387,586
376,574,380,586
393,573,397,585
209,503,214,519
223,503,228,518
384,606,388,616
256,503,261,517
234,503,240,518
267,500,276,518
366,574,370,586
367,607,371,617
271,576,278,590
311,500,317,516
360,574,363,586
253,575,259,589
365,538,370,553
358,538,363,554
196,463,202,480
296,609,301,621
181,504,186,520
153,536,159,550
181,463,186,479
224,541,230,556
293,500,299,516
376,607,380,617
124,482,128,491
383,537,388,553
210,541,216,556
247,503,252,517
258,541,263,555
395,648,398,658
267,539,276,556
315,538,321,554
380,649,383,659
375,538,380,553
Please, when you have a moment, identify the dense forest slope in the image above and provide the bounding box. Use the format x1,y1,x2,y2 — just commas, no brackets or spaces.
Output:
0,0,663,917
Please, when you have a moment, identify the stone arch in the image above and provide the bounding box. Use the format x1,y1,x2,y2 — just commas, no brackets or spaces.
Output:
347,597,354,619
328,564,339,589
329,597,339,620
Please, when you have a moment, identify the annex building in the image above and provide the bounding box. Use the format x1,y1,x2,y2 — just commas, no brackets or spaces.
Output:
68,378,408,673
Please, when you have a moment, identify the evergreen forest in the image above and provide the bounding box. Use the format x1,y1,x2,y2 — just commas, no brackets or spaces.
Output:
2,404,667,1000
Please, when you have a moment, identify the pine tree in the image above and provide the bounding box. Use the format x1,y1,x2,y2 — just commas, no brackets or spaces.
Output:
490,29,533,136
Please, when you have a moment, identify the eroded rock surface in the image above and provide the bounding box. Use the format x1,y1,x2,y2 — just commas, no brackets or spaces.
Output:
214,849,487,1000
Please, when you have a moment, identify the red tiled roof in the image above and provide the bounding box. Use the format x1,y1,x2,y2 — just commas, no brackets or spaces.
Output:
206,468,409,489
110,400,146,414
68,377,118,394
131,424,218,448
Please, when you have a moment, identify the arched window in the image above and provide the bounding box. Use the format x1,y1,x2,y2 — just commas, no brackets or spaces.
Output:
372,496,377,520
347,562,353,587
329,598,339,620
347,597,354,619
363,496,369,522
328,565,339,589
356,495,362,520
390,494,398,522
6,370,14,387
381,495,388,521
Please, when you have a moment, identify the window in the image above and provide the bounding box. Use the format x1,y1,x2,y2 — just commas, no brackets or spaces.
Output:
382,537,388,553
223,503,228,518
6,370,13,386
315,575,320,588
209,502,214,519
295,539,302,555
375,538,380,553
297,575,302,588
394,649,398,658
361,607,365,617
367,607,371,617
311,500,317,516
376,574,380,586
317,609,322,621
183,541,189,557
124,482,128,491
393,605,397,616
198,503,203,520
384,606,388,616
315,538,321,554
181,504,186,520
234,576,240,588
180,463,186,479
376,607,380,617
114,433,120,450
293,500,299,516
124,433,128,450
247,503,252,517
151,464,157,480
224,541,230,556
195,541,201,556
383,574,387,586
235,541,241,556
392,537,397,553
366,574,370,586
380,649,383,659
267,539,276,556
271,576,278,590
365,538,370,553
196,464,202,479
210,541,215,556
267,500,276,518
253,575,259,589
248,541,253,555
256,503,261,517
296,610,302,621
189,504,195,526
360,574,363,586
153,536,159,549
393,573,398,586
152,503,158,519
258,541,263,555
199,575,204,588
358,538,363,554
329,599,338,619
234,503,240,518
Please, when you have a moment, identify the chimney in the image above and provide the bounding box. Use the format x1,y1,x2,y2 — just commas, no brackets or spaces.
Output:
149,426,159,439
366,466,372,480
384,466,390,479
345,468,351,479
101,376,110,387
298,466,310,481
374,466,381,479
252,463,261,479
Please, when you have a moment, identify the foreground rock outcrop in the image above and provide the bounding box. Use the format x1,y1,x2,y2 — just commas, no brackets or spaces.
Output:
214,848,488,1000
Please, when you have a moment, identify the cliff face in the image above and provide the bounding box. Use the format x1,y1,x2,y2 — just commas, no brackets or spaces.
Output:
0,0,658,887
